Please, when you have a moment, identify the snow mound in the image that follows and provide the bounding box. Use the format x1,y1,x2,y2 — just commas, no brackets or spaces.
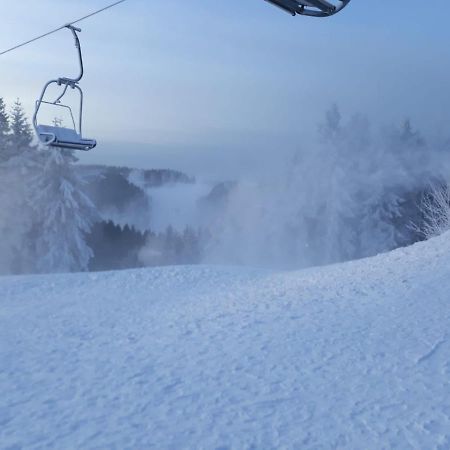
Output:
1,235,450,449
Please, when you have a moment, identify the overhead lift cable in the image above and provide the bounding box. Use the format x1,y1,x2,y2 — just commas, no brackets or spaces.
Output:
0,0,127,56
1,0,351,152
1,0,350,57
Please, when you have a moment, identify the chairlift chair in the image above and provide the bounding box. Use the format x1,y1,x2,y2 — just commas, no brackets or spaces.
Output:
33,25,96,151
264,0,351,17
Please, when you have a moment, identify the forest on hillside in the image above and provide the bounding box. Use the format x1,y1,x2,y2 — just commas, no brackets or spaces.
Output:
0,97,449,275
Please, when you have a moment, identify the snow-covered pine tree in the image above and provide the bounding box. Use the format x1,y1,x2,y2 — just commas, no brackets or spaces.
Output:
9,99,33,153
0,98,37,273
386,119,429,185
29,149,98,273
315,105,363,264
351,116,403,257
163,225,179,265
0,97,17,272
374,119,434,249
358,187,404,257
0,97,10,158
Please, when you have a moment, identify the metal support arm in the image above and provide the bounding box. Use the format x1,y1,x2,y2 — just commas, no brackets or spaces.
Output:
58,25,84,86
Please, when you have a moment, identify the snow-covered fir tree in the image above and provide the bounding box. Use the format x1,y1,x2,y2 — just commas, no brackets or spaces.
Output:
29,148,98,273
315,105,362,263
358,188,404,256
0,97,10,158
385,119,429,184
0,98,37,273
9,99,33,153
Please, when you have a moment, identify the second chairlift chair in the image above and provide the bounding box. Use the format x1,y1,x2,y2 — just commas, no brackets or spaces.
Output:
33,25,96,151
264,0,351,17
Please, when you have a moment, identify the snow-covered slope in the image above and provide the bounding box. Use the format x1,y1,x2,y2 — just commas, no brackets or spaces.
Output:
1,235,450,449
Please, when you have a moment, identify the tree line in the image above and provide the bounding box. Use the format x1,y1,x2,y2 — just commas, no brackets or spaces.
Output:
204,105,450,268
0,97,209,275
1,98,448,274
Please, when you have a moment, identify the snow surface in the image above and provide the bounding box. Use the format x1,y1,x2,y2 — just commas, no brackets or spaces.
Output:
1,235,450,449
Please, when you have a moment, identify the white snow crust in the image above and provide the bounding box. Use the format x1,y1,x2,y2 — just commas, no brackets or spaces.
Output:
1,234,450,449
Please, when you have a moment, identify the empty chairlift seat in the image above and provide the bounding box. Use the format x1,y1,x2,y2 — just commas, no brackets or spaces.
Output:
36,124,96,151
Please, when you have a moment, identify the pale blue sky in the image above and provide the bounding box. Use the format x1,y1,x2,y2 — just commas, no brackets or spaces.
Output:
1,1,450,178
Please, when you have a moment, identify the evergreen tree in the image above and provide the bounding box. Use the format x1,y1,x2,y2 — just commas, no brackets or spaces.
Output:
163,225,177,264
182,226,200,263
0,97,11,163
0,98,37,273
319,103,341,143
358,188,404,257
314,106,362,263
386,119,429,183
0,97,9,148
29,149,97,273
10,98,33,153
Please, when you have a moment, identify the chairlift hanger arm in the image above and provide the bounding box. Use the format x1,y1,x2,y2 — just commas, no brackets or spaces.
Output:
59,25,84,86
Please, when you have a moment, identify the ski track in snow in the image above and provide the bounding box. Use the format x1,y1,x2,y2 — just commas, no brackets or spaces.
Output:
1,235,450,449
